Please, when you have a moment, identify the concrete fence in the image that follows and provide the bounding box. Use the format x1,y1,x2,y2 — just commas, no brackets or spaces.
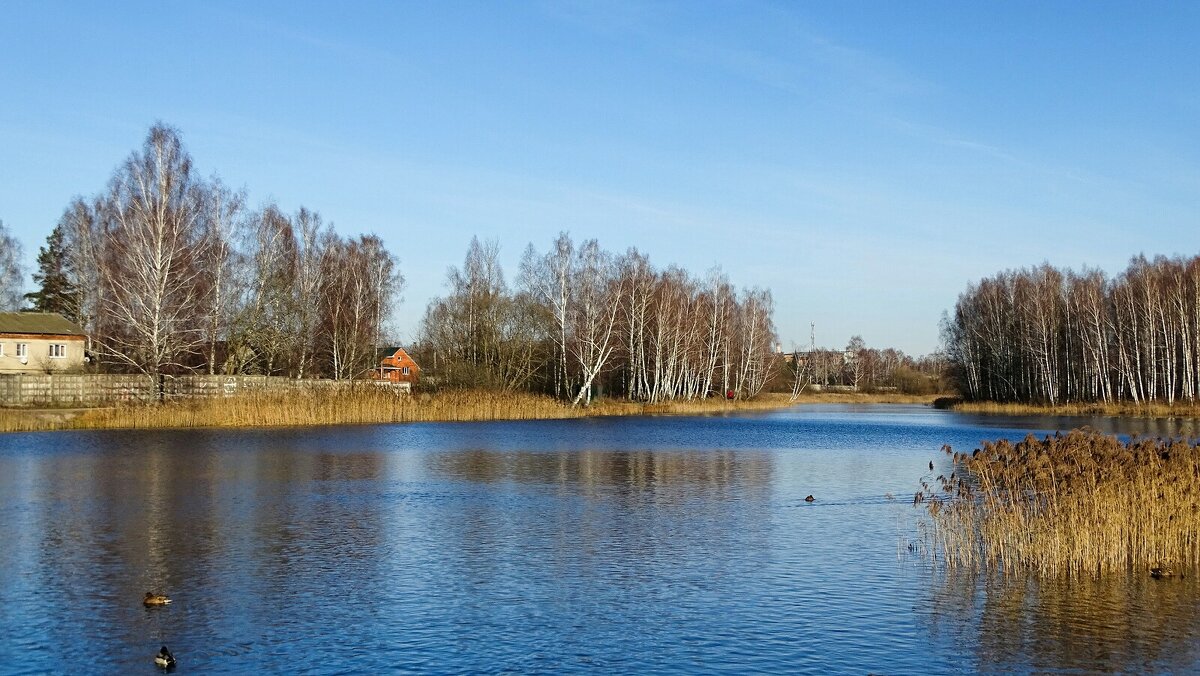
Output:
0,373,406,408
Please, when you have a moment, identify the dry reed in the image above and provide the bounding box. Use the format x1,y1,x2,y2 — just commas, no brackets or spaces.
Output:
0,389,802,433
918,429,1200,577
947,399,1200,419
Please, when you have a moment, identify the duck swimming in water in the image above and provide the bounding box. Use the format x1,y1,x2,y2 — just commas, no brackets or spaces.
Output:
143,592,171,607
155,645,176,669
804,495,815,502
1150,566,1175,579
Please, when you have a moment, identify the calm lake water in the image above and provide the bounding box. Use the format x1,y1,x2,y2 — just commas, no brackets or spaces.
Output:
2,404,1199,674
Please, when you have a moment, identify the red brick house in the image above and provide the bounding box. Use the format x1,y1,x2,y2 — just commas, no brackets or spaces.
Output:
376,347,420,385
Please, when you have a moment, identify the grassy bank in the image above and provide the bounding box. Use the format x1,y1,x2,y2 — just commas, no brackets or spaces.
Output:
918,429,1200,577
943,398,1200,419
0,389,809,433
792,391,946,405
0,390,944,434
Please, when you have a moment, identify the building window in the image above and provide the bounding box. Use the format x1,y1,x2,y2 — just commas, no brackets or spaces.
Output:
49,344,66,358
16,343,28,358
401,366,410,375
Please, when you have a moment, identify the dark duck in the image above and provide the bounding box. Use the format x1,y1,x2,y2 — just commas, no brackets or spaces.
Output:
155,645,176,669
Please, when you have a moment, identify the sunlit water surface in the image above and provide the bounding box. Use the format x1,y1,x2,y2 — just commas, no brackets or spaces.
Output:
2,405,1199,674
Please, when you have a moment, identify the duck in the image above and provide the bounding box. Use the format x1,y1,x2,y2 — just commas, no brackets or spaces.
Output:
143,592,171,607
804,495,815,502
1150,566,1175,579
154,645,176,669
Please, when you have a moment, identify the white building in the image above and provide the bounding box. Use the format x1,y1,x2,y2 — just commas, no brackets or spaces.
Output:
0,313,88,374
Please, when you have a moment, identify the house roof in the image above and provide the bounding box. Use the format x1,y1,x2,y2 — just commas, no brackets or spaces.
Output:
0,312,86,336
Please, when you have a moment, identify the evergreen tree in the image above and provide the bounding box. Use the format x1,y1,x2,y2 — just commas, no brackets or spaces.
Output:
24,223,78,321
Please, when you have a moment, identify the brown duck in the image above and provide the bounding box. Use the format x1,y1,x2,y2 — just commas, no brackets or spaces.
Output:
143,592,172,607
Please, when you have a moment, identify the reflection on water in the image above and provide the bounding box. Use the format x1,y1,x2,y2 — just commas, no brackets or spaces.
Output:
928,569,1200,672
1,406,1199,673
432,448,773,491
953,410,1200,440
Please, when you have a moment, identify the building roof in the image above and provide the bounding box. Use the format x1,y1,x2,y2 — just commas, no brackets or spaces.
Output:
377,346,412,357
0,312,86,336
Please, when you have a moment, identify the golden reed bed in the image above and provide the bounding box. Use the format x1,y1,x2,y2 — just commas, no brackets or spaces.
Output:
944,398,1200,419
0,390,941,433
918,429,1200,577
0,389,809,433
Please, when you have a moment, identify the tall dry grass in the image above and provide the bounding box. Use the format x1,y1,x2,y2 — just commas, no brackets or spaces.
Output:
918,429,1200,577
946,399,1200,419
0,389,800,433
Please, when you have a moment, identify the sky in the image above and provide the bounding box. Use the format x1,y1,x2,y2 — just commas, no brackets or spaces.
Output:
1,1,1197,355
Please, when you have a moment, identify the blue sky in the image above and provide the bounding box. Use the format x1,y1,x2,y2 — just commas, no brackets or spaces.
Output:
1,1,1197,355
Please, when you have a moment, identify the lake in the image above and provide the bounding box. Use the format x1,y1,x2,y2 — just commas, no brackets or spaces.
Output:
1,404,1199,673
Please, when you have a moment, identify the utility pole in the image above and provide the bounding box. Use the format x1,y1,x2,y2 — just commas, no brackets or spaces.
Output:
810,322,819,385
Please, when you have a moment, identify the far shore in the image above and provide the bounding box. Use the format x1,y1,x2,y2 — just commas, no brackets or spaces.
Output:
0,390,943,434
940,397,1200,419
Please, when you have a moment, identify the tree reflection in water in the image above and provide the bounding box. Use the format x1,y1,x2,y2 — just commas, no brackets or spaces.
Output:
925,567,1200,672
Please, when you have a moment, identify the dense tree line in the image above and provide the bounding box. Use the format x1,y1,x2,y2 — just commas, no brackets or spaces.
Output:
20,123,402,378
944,256,1200,404
419,235,779,404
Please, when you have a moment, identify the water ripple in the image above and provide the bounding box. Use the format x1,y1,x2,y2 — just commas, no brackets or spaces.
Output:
0,406,1198,673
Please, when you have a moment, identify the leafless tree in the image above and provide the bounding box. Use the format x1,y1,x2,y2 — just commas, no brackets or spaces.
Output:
239,204,298,374
96,123,210,378
199,178,245,374
0,219,23,311
520,233,574,398
569,239,622,406
320,234,399,379
846,335,866,391
59,198,104,340
293,207,332,378
422,237,541,389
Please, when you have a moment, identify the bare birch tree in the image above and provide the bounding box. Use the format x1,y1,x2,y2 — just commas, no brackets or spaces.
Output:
0,219,23,311
569,239,621,406
199,178,245,374
293,207,332,378
520,233,574,398
97,123,210,378
239,204,297,374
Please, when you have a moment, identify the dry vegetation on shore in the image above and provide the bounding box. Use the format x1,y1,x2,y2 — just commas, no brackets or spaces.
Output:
792,391,946,405
918,429,1200,577
0,390,773,433
943,398,1200,419
0,390,941,434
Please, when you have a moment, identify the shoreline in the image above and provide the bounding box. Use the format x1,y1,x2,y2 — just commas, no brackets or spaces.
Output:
0,391,942,434
942,398,1200,419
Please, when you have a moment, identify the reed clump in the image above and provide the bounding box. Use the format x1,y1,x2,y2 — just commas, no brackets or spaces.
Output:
0,388,799,433
918,429,1200,577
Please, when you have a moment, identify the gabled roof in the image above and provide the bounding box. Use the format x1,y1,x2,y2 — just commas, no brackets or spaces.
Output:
0,312,86,336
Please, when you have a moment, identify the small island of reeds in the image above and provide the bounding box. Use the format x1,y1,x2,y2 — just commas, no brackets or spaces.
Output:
917,429,1200,577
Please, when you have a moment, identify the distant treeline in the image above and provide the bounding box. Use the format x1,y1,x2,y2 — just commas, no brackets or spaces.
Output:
945,255,1200,404
795,343,947,395
418,237,778,404
20,123,402,378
